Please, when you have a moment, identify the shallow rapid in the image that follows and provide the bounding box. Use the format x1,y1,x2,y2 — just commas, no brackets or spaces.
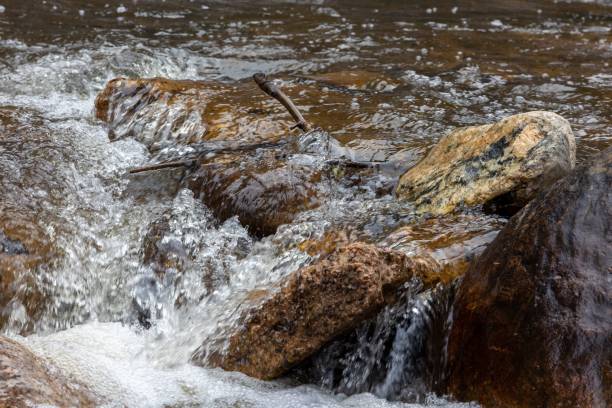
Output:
0,1,610,407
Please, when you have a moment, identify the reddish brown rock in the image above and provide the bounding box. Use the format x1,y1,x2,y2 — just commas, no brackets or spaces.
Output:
0,335,96,407
193,243,447,380
186,149,322,237
446,147,612,407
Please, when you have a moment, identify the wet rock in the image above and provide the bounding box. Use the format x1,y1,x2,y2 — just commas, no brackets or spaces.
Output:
0,107,61,333
446,147,612,407
0,220,53,333
193,243,447,380
186,147,323,237
95,77,293,151
0,335,96,407
381,213,505,280
396,111,576,215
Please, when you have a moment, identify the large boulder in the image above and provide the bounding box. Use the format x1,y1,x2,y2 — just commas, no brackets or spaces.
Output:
396,111,576,215
192,243,447,380
0,335,96,407
446,147,612,407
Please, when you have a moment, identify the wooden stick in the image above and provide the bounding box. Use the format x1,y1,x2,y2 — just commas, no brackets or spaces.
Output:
129,159,195,174
253,73,310,132
128,141,288,174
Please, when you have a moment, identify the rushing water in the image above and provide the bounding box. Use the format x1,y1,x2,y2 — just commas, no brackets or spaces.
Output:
0,1,610,407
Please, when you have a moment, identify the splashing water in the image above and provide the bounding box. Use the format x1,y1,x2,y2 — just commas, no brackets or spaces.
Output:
0,0,610,406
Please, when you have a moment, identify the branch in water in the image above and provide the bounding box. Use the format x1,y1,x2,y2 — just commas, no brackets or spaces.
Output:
253,73,311,132
129,159,195,174
128,141,289,174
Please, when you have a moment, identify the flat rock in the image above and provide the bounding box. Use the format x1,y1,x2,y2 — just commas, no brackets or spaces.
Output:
192,243,446,380
396,111,576,215
446,147,612,407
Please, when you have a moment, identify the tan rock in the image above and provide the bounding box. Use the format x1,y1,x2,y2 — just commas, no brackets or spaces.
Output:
396,111,576,215
0,335,96,407
192,243,447,380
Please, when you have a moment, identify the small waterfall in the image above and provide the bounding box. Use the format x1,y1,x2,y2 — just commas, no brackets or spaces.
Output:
302,281,457,403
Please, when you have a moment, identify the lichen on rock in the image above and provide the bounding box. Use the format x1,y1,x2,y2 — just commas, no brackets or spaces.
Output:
396,111,576,215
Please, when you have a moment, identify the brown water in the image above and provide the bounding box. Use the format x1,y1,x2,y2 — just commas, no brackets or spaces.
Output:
0,1,610,407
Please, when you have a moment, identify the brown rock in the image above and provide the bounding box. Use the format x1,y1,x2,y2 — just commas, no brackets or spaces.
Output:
186,149,322,237
446,147,612,407
0,223,52,333
396,111,576,215
0,335,96,407
95,77,293,151
192,243,447,380
0,107,61,333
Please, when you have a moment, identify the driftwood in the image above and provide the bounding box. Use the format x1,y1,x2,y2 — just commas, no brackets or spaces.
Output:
128,73,309,174
128,141,288,174
253,73,310,132
127,73,382,175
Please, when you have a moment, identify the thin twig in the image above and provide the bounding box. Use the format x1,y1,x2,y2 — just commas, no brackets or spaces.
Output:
129,159,196,174
128,140,289,174
253,73,310,132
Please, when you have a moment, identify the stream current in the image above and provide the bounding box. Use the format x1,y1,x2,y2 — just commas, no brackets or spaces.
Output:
0,1,610,407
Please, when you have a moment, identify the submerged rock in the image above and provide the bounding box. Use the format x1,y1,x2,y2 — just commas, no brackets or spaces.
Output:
0,220,53,333
192,243,447,380
447,147,612,407
396,111,576,215
0,335,96,407
0,107,62,333
95,77,294,151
